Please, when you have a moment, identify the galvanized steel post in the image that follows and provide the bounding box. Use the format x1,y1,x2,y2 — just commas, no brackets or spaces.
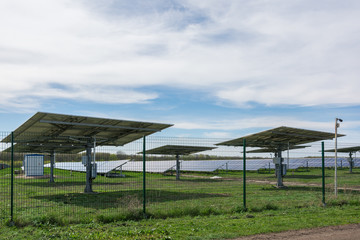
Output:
334,118,342,197
10,131,14,223
322,142,326,206
142,136,146,217
176,154,180,180
49,151,55,183
243,138,246,211
84,144,93,193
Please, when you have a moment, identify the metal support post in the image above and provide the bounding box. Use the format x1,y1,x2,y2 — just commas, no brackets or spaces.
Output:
243,139,247,211
84,144,93,193
176,154,180,180
306,161,309,171
49,151,55,183
349,152,353,174
142,136,146,217
287,142,290,170
334,117,342,197
322,142,326,206
10,132,14,224
276,150,284,187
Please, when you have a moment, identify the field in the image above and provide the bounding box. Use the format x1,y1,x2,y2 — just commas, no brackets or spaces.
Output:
0,165,360,240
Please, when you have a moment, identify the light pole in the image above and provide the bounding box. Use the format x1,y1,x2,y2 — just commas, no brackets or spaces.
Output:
334,118,343,197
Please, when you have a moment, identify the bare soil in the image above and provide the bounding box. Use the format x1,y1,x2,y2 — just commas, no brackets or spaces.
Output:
232,223,360,240
15,174,55,179
247,179,360,191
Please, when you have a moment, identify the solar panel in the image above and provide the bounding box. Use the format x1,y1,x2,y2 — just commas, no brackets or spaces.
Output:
1,112,173,147
180,160,229,172
222,159,272,171
216,126,344,187
324,146,360,153
143,145,216,155
44,161,85,172
2,112,172,193
141,145,216,179
246,145,310,153
286,158,355,168
286,159,306,169
44,160,129,174
3,142,84,154
122,160,177,173
216,126,343,151
96,160,129,174
355,159,360,167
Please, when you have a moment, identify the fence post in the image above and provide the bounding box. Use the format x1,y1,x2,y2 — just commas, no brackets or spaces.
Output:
322,142,326,206
142,136,146,217
10,131,14,224
243,138,246,211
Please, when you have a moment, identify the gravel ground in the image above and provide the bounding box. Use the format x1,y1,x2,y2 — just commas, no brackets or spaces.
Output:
233,223,360,240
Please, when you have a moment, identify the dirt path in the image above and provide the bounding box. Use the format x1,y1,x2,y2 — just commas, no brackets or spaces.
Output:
246,179,360,191
232,223,360,240
183,174,360,191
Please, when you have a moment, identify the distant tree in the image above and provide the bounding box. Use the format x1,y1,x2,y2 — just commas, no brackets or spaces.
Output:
116,150,128,160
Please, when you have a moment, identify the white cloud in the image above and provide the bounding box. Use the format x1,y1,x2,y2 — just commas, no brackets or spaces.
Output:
172,116,360,133
0,0,360,111
203,131,232,138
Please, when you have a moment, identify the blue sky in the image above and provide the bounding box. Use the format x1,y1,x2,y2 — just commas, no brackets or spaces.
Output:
1,0,360,145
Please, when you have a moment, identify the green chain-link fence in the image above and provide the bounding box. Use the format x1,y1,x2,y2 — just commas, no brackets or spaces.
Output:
1,131,359,225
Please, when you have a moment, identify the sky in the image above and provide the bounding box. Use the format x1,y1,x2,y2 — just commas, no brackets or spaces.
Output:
1,0,360,148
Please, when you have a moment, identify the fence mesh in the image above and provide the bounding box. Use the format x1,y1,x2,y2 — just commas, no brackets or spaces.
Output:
0,131,359,224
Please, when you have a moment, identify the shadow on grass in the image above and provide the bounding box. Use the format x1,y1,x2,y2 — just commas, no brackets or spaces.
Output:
16,178,137,188
262,185,323,192
284,175,323,180
160,178,230,183
261,185,360,195
31,189,229,209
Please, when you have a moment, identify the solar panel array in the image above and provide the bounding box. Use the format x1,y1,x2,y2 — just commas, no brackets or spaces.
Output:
216,126,342,151
225,159,272,171
180,160,229,172
44,158,359,174
1,112,173,148
44,160,129,174
122,160,177,173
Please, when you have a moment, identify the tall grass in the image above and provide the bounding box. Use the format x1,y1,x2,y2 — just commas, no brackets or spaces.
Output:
0,167,359,228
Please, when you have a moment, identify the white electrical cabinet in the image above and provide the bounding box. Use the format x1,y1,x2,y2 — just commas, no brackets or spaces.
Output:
24,154,44,176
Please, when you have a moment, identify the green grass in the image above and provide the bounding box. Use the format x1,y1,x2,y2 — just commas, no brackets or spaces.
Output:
0,167,359,239
1,204,360,240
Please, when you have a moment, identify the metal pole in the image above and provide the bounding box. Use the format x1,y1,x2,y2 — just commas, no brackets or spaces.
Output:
334,118,338,197
276,150,284,187
93,137,96,164
306,161,309,171
49,151,55,183
176,154,180,180
84,144,93,193
287,142,290,170
142,136,146,217
322,142,325,206
243,139,246,211
10,131,14,224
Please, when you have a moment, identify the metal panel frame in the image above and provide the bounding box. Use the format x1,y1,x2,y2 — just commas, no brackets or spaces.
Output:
1,112,172,192
216,126,344,187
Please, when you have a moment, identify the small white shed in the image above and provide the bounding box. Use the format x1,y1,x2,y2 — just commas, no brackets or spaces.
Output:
24,154,44,176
